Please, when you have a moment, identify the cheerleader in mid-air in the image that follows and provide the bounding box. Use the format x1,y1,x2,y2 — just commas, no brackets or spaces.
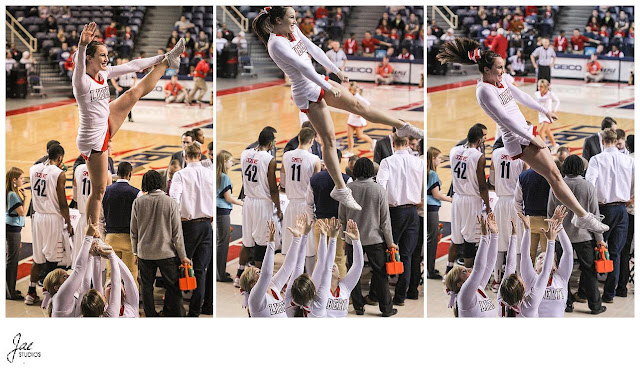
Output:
444,214,498,317
253,7,423,211
437,38,607,234
73,22,185,227
497,207,565,317
286,218,339,317
239,215,310,317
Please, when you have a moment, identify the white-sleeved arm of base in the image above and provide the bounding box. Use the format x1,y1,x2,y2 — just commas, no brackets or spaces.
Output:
248,241,276,314
341,239,364,292
310,236,337,317
104,252,121,318
270,36,333,91
271,236,302,291
556,228,573,283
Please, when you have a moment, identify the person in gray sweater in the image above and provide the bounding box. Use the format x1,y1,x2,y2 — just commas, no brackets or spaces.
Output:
548,155,606,315
131,170,190,317
338,157,398,317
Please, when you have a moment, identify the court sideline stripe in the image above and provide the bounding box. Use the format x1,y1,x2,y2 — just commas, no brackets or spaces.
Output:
217,79,286,96
6,98,77,116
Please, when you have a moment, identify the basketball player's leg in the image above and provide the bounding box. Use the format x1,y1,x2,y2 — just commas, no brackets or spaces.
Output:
521,144,588,217
324,80,406,129
306,101,347,190
85,150,110,225
108,62,169,136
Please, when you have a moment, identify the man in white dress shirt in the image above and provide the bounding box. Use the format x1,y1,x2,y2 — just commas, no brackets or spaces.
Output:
170,143,214,316
377,134,424,306
585,128,634,303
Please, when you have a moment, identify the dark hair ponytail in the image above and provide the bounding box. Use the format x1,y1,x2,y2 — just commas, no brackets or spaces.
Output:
86,40,105,61
437,37,501,73
251,6,288,47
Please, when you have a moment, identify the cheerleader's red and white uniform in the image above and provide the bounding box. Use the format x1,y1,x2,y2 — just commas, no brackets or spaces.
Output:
72,44,164,158
497,228,555,317
248,236,305,317
535,90,560,125
285,232,336,317
267,26,340,113
527,229,572,318
326,239,363,317
455,233,498,317
476,74,549,158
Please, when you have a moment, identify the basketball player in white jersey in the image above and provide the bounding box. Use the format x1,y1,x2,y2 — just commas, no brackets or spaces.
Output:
252,7,423,212
446,126,492,275
235,129,282,286
26,144,73,305
72,163,90,266
280,127,321,257
489,144,527,291
73,22,184,230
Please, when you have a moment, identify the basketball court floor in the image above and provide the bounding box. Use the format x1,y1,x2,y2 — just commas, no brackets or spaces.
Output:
426,72,634,317
216,76,425,317
5,97,213,317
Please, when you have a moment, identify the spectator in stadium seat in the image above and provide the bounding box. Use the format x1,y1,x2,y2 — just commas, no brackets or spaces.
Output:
175,15,195,33
56,42,70,76
167,30,180,49
377,19,391,37
231,31,247,54
196,31,210,54
553,30,569,53
19,51,36,75
407,13,420,35
585,54,604,83
510,14,525,34
607,44,625,58
315,6,328,19
440,28,455,42
398,47,414,60
616,10,630,34
300,17,315,37
601,11,615,31
378,12,390,28
375,56,394,85
221,23,234,42
430,20,443,38
477,20,492,44
362,31,389,57
385,47,396,59
6,50,17,74
507,49,526,76
391,13,405,34
215,31,227,55
490,28,508,59
45,15,57,33
164,74,187,104
343,33,359,55
583,117,617,161
104,21,118,41
571,28,599,54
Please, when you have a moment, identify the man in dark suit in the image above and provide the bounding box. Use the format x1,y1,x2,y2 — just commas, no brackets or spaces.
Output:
169,130,206,169
583,117,617,161
283,121,322,158
103,161,141,288
373,128,396,165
